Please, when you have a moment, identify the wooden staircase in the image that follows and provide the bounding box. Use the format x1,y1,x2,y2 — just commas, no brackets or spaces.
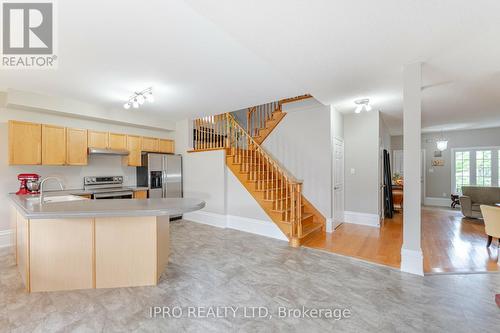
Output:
246,94,312,145
191,108,324,247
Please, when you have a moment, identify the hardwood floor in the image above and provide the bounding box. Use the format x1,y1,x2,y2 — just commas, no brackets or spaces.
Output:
304,206,500,274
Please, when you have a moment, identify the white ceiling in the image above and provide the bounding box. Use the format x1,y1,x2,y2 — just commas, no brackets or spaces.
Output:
1,0,499,134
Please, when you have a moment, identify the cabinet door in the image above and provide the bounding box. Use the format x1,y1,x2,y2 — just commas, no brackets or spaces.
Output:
159,139,175,153
142,137,159,152
8,120,42,165
88,131,109,149
66,128,88,165
42,124,66,165
126,135,142,166
109,133,127,150
133,190,148,199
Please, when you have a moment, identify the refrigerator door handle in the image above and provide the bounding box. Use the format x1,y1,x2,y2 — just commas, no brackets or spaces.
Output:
162,155,168,198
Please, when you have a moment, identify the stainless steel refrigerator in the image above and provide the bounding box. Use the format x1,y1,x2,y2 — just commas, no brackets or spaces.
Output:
136,153,183,218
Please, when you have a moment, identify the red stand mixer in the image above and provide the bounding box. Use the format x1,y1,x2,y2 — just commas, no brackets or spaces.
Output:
16,173,41,195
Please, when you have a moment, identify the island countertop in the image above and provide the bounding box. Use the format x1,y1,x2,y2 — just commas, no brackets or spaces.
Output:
9,193,205,219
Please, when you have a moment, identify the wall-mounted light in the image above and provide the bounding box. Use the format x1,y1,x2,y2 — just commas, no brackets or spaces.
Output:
354,98,372,113
123,87,154,110
436,130,448,151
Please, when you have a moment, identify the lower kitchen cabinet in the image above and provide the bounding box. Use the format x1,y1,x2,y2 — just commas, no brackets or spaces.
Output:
133,190,148,199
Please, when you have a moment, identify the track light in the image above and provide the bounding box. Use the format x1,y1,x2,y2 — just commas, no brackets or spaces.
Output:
123,87,154,109
354,98,372,114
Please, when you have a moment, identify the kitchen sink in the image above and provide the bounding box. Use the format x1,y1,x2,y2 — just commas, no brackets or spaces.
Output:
26,195,89,204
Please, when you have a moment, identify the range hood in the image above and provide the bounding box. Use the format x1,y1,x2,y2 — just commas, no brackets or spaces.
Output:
88,148,129,156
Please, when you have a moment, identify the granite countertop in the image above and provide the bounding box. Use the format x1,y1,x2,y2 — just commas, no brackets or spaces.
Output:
9,193,205,219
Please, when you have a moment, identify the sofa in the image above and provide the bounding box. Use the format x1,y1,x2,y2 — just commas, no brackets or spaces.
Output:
459,186,500,218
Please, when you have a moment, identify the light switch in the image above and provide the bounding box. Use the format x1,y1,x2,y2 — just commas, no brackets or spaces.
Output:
350,168,356,175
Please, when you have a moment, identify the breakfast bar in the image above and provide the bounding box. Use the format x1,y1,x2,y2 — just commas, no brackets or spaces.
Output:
10,194,205,293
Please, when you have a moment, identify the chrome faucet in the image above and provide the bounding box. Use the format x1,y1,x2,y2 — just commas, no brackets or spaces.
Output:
39,177,64,204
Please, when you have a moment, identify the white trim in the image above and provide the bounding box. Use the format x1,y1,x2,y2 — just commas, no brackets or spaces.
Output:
183,211,287,241
183,211,226,228
423,197,450,207
325,218,333,233
400,248,424,276
343,211,380,227
0,229,14,248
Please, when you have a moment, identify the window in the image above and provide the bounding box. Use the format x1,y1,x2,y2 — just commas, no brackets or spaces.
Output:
454,151,470,193
452,147,500,194
476,150,491,186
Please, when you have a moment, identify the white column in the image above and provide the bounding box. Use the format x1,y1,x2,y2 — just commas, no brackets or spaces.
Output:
401,62,424,275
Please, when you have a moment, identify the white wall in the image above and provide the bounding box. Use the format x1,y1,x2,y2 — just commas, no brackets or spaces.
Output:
343,111,380,216
0,102,173,242
263,99,332,219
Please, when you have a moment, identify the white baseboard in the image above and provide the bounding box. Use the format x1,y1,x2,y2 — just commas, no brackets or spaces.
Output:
400,248,424,276
424,197,450,207
183,211,287,241
325,218,333,233
0,229,14,248
183,211,227,228
343,211,380,227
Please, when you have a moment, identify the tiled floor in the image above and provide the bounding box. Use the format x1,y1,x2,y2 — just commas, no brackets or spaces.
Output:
305,206,499,273
1,220,500,332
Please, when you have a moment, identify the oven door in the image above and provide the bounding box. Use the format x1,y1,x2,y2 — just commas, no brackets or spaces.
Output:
93,191,134,199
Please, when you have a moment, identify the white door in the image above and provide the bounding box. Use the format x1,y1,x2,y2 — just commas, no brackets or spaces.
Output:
333,138,344,229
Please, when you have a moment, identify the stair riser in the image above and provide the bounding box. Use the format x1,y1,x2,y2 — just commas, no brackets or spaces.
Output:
269,207,307,221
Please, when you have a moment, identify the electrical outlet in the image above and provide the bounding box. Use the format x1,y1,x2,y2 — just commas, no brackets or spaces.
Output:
350,168,356,175
442,192,447,197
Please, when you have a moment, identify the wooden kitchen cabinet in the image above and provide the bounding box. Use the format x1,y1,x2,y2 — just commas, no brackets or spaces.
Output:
133,190,148,199
88,131,109,149
109,133,127,150
66,128,88,165
8,120,42,165
126,135,142,166
142,137,159,152
159,139,175,153
42,124,66,165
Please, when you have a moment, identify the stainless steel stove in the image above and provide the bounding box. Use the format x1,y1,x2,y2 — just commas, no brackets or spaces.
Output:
84,176,134,199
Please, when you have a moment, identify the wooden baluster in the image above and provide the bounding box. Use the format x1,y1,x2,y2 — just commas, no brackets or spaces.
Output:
290,184,295,236
194,119,197,150
285,178,288,222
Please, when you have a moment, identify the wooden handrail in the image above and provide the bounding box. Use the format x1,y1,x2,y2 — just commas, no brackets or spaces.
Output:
226,113,301,184
191,110,304,240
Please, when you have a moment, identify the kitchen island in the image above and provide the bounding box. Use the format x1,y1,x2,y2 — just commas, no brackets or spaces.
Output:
10,193,205,293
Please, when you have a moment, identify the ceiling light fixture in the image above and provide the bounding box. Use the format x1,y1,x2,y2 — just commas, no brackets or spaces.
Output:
123,87,154,110
354,98,372,113
436,130,448,151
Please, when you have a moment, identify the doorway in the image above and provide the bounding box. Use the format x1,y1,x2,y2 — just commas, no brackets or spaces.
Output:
332,137,344,229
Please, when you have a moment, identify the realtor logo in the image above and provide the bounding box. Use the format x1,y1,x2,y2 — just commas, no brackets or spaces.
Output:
1,0,57,68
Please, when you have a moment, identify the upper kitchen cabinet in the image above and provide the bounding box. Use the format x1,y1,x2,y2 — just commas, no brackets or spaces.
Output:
142,137,159,152
8,120,42,165
66,128,88,165
42,124,66,165
88,131,109,149
159,139,175,153
126,135,142,166
109,133,127,150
